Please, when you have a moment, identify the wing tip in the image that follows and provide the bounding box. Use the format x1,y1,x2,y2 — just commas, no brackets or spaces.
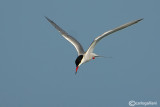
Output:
44,16,51,22
137,18,144,22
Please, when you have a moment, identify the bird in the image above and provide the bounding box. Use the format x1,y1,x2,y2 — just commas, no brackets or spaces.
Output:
45,16,143,74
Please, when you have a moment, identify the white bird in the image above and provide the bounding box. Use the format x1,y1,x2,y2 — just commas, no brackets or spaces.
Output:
45,17,143,74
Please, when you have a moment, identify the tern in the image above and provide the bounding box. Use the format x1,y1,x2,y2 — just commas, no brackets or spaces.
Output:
45,17,143,74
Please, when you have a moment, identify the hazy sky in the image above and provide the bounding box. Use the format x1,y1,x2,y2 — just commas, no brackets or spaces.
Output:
0,0,159,107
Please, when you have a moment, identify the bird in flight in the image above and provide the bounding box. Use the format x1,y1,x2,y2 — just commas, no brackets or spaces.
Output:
45,17,143,74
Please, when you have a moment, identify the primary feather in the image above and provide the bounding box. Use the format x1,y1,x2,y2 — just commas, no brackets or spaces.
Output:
86,19,143,54
45,16,85,55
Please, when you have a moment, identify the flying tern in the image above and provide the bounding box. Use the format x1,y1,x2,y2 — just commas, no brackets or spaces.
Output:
45,17,143,74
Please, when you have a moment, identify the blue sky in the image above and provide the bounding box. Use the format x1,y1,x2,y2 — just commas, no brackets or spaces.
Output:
0,0,159,107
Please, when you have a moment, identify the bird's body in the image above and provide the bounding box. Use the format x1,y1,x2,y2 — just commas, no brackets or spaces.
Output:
45,17,143,74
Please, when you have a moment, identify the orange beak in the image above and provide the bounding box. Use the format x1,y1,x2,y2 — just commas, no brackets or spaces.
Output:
76,66,79,74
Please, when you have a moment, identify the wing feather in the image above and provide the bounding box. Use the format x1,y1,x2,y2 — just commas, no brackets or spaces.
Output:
45,17,85,55
86,19,143,54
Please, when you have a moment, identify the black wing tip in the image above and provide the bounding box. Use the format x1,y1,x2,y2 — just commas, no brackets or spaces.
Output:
44,16,48,19
45,16,56,24
44,16,51,22
137,18,144,22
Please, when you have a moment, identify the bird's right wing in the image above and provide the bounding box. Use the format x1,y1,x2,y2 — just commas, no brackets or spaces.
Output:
45,17,85,55
86,19,143,54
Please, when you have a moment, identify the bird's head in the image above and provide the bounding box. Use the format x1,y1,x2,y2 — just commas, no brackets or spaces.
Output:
75,55,83,74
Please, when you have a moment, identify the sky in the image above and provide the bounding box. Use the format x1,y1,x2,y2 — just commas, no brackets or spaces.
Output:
0,0,160,107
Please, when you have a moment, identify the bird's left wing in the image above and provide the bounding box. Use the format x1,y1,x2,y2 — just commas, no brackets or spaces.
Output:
45,16,85,55
86,18,143,54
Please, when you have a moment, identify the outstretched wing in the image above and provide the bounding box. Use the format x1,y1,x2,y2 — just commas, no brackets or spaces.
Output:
45,17,85,55
86,19,143,54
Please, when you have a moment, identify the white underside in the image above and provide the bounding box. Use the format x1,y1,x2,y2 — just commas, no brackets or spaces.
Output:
79,53,98,66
